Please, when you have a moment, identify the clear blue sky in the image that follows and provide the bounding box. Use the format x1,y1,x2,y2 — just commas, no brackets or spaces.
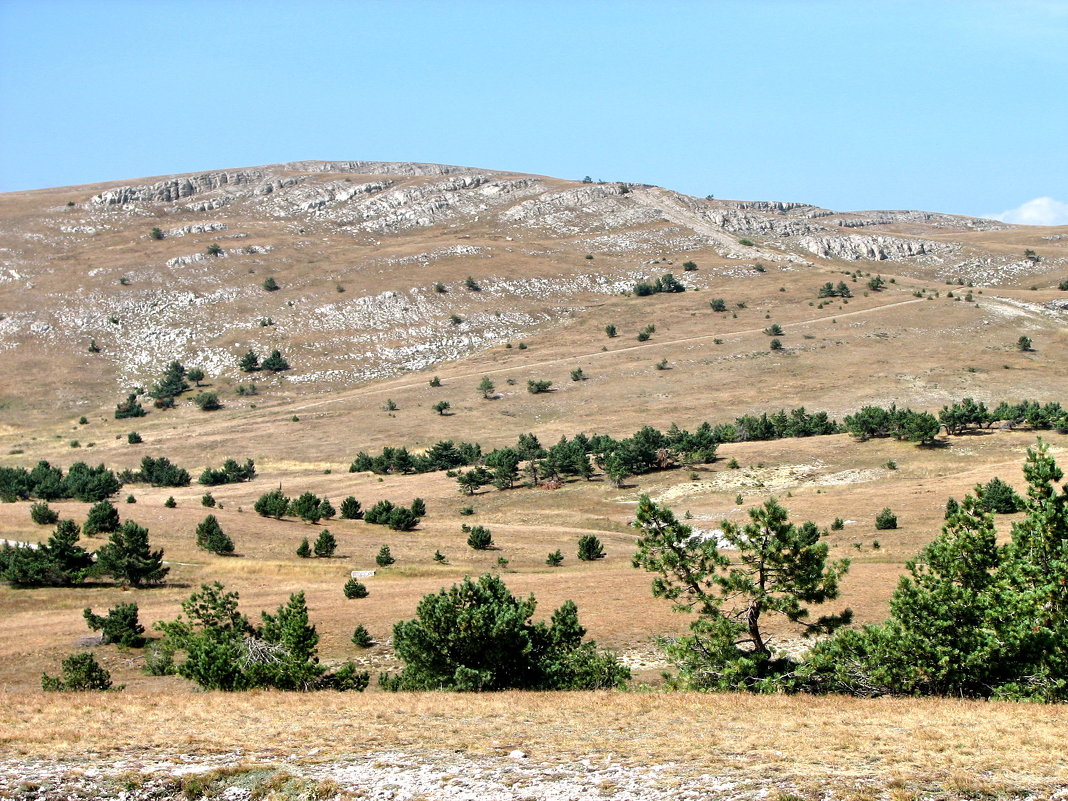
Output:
2,0,1066,221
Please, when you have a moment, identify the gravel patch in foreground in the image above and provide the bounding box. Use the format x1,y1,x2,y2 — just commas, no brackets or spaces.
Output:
0,750,802,801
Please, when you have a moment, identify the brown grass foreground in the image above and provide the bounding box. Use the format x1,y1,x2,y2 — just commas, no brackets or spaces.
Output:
2,690,1066,797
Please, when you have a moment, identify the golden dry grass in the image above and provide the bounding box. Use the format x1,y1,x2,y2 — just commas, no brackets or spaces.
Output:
2,691,1066,797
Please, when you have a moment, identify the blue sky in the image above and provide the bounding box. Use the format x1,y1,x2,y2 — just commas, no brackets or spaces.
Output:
1,0,1066,222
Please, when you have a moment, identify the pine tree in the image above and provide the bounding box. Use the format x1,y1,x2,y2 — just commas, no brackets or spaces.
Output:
291,492,324,524
478,376,495,399
633,495,850,690
254,591,324,690
83,602,145,647
41,652,118,692
344,578,368,598
339,496,363,519
115,393,146,419
313,529,336,557
577,535,604,561
95,521,169,587
467,525,493,550
387,506,419,531
30,502,59,525
375,545,395,567
195,515,234,555
352,624,374,647
261,349,290,372
254,489,290,519
239,350,261,372
296,538,312,558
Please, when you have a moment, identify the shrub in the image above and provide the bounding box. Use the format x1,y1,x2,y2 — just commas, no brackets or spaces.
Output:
831,517,845,531
978,477,1023,514
577,534,604,561
467,525,493,550
764,323,784,336
201,493,216,507
527,380,553,394
261,349,290,372
344,579,368,599
546,550,564,567
262,276,279,291
434,282,447,293
155,583,361,691
30,502,59,525
738,238,754,246
363,500,395,525
604,324,617,338
683,261,698,271
434,550,447,563
464,275,481,291
127,431,142,444
387,506,419,531
83,602,145,647
149,227,164,240
239,351,260,372
339,496,363,520
636,330,650,342
709,298,727,312
136,455,191,487
290,492,325,524
83,500,120,536
375,545,395,567
115,394,146,419
874,508,898,530
383,574,629,691
192,392,220,411
41,652,120,692
570,368,586,381
313,529,337,557
1017,335,1033,352
164,496,176,508
199,458,256,486
352,625,374,648
195,515,234,555
769,339,783,351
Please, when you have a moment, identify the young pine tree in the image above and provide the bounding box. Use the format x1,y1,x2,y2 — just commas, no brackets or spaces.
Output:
313,529,337,558
95,521,169,587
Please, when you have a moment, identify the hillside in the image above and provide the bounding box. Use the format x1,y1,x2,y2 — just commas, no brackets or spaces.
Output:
1,161,1067,799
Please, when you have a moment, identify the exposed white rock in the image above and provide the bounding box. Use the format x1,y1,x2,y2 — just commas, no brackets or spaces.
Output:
796,233,953,261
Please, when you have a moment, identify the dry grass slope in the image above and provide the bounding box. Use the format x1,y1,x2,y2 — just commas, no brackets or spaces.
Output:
1,161,1067,797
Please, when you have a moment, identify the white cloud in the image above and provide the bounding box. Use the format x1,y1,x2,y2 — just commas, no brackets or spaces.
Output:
988,197,1068,226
